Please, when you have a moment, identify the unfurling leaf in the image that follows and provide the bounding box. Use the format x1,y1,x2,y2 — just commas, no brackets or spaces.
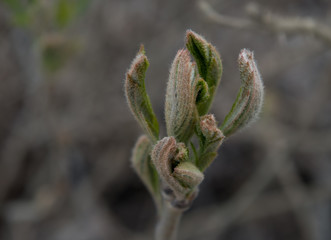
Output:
151,137,203,201
131,135,160,195
151,137,188,200
197,114,225,171
220,49,264,136
173,162,204,189
125,46,159,142
165,50,199,143
186,30,222,115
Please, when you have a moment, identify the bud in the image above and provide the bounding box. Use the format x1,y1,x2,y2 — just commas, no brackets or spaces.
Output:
220,49,264,136
200,114,223,140
151,137,204,200
186,30,223,115
165,50,199,143
197,114,225,171
125,46,159,142
174,142,189,162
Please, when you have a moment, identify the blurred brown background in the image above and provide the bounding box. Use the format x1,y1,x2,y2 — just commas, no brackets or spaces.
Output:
0,0,331,239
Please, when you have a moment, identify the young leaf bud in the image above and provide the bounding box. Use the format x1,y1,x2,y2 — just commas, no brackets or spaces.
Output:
165,50,199,143
186,30,223,115
151,137,188,200
151,137,201,200
220,49,264,136
197,114,225,171
131,135,159,195
125,46,159,142
173,162,204,189
174,143,189,163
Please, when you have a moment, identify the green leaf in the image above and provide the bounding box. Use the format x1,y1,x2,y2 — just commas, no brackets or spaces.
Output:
125,46,159,142
195,77,209,105
220,49,264,136
173,162,204,189
196,114,224,171
186,30,222,115
131,135,161,212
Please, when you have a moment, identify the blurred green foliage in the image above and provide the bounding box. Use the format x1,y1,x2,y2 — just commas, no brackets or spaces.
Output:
3,0,90,73
41,35,78,72
2,0,36,27
56,0,90,28
3,0,90,29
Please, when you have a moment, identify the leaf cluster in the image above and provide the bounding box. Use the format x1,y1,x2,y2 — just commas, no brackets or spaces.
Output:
125,30,264,213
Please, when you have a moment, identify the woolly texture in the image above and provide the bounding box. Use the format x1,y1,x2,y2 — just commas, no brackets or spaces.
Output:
125,47,159,142
165,50,199,143
131,135,159,196
197,114,225,171
151,137,188,200
151,137,204,200
173,162,204,189
221,49,264,136
186,30,222,115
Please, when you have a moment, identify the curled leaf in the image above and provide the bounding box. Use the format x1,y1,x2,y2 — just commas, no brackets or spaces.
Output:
125,46,159,142
151,137,188,200
186,30,222,115
195,78,210,105
165,49,199,143
220,49,264,136
151,137,202,200
173,162,204,189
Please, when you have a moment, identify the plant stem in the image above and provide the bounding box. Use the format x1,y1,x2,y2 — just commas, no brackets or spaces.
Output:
155,202,184,240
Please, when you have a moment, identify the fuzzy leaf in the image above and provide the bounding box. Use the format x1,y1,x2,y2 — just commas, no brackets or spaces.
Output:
195,78,210,105
173,162,204,189
165,49,199,143
125,46,159,142
186,30,222,115
131,135,161,212
220,49,264,136
197,114,225,171
151,137,192,200
132,135,159,194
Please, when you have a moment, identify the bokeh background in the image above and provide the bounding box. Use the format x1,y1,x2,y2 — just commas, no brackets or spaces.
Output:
0,0,331,239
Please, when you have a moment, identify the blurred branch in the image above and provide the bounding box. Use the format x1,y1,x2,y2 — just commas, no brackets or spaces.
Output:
199,0,331,45
182,140,331,240
198,0,254,29
270,148,317,240
241,186,331,223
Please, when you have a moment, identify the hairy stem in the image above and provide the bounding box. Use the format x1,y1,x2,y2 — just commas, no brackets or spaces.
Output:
155,202,184,240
